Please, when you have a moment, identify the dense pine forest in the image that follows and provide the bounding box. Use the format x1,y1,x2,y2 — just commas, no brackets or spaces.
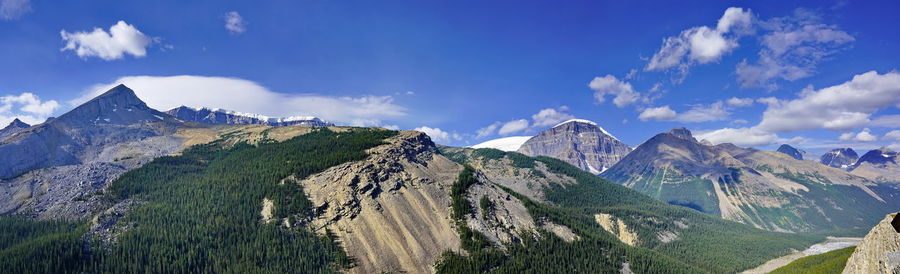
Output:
0,128,396,273
770,246,855,274
440,148,824,273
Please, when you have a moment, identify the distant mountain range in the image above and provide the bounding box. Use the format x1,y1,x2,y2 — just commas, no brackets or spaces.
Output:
1,84,827,273
601,127,900,232
820,148,859,170
777,144,804,160
166,106,332,127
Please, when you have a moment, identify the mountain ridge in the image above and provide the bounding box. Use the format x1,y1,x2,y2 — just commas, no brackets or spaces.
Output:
518,119,631,174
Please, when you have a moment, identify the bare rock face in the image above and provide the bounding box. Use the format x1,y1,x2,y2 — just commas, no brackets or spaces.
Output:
296,131,464,274
518,119,631,175
842,212,900,274
0,84,181,179
821,148,859,170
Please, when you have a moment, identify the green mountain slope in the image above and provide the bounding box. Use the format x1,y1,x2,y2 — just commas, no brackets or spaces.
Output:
440,147,822,273
771,246,855,274
0,128,395,273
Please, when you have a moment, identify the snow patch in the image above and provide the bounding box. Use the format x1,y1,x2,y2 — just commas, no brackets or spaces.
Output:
470,136,532,151
553,119,619,141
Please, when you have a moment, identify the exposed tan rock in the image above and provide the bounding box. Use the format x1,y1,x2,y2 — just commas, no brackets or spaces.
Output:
595,213,639,246
296,131,463,274
260,198,274,224
843,212,900,274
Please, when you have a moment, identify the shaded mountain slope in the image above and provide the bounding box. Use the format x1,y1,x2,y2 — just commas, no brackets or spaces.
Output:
602,128,900,233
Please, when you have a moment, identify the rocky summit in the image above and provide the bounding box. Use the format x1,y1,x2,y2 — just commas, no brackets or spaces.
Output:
821,148,859,170
517,119,631,174
776,144,804,160
602,127,900,233
842,212,900,274
0,118,30,141
850,148,900,183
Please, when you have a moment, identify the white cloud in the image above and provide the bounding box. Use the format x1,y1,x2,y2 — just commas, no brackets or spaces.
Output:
0,92,59,126
726,97,754,107
498,119,529,135
0,0,29,20
381,124,400,130
736,9,854,89
638,106,676,121
884,130,900,141
414,126,460,144
839,128,877,142
871,115,900,128
588,75,640,108
224,11,246,34
646,7,752,72
531,107,575,127
639,101,729,123
475,121,501,139
756,70,900,132
71,75,407,126
676,101,729,123
60,21,154,61
695,127,779,147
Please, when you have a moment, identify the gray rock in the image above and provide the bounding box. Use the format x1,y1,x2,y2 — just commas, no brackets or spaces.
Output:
518,119,631,174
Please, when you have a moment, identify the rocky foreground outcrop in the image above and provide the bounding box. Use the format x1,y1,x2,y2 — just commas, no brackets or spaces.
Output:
842,212,900,273
294,131,576,273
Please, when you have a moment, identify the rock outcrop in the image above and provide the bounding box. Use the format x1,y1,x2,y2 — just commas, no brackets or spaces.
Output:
842,212,900,274
518,119,631,174
294,131,577,273
821,148,859,170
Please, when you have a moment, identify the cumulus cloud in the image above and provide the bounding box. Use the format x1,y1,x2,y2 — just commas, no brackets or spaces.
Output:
0,92,59,126
646,7,753,73
639,101,729,123
498,119,529,135
839,128,877,142
884,130,900,141
588,75,640,107
224,11,246,34
476,106,575,139
531,107,575,127
60,21,154,61
414,126,460,144
756,70,900,132
71,75,407,126
475,121,501,139
871,115,900,128
726,97,755,107
736,9,854,89
638,106,676,121
0,0,29,20
695,127,779,147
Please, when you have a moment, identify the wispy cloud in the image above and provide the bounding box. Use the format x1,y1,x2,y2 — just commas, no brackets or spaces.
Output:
0,0,30,20
224,11,247,34
72,75,407,127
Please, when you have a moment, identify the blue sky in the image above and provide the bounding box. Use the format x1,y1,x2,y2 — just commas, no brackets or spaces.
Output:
1,0,899,155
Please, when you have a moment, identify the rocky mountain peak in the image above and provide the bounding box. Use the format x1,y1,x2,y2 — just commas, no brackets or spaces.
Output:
518,119,630,174
842,212,900,273
776,144,804,160
855,147,898,167
820,148,858,169
55,84,171,126
666,127,696,142
3,118,29,130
